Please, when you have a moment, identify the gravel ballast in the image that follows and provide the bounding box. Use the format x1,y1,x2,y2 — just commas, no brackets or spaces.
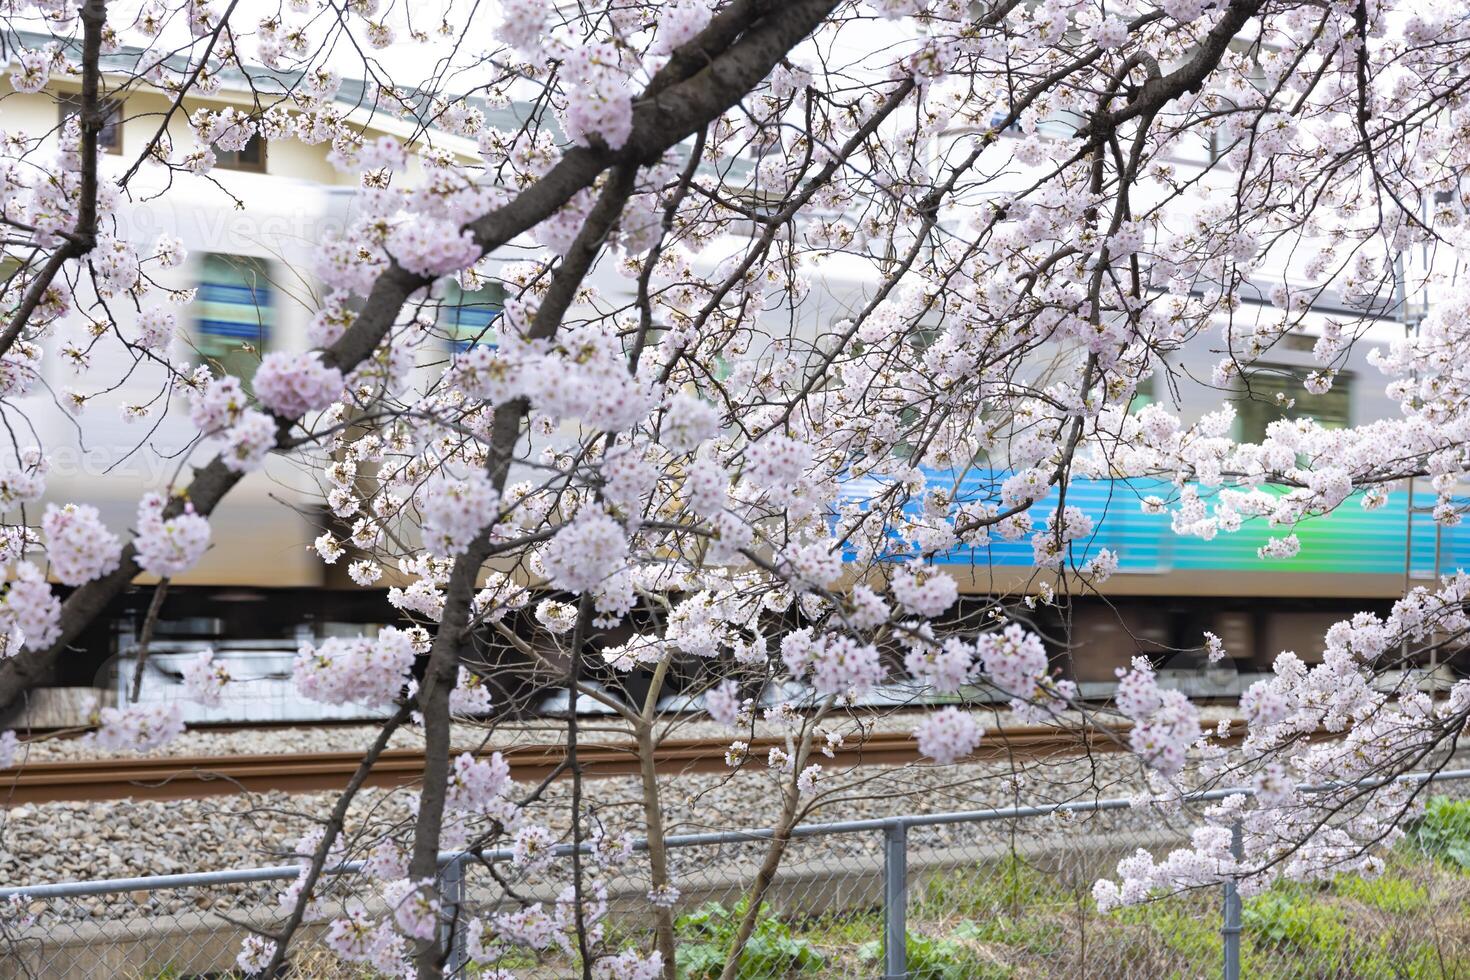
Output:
1,747,1170,920
3,707,1460,926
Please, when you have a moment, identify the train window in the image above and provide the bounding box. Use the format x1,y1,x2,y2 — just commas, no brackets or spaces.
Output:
984,107,1077,139
194,253,274,381
1233,364,1351,444
216,134,268,172
57,94,123,154
1066,605,1170,684
1264,611,1342,665
1210,611,1255,666
986,108,1023,134
442,279,504,351
908,326,941,351
1129,372,1160,413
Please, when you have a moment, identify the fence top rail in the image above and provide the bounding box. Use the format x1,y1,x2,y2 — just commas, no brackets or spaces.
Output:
4,766,1468,901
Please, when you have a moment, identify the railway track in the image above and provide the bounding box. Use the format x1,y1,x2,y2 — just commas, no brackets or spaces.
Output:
0,722,1247,804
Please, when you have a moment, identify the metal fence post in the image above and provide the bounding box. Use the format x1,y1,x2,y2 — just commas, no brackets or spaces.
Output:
883,819,908,980
441,854,467,977
1222,819,1243,980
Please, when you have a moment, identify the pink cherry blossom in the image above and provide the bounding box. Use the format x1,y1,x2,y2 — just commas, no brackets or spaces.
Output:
42,503,122,586
541,508,628,593
135,493,211,578
292,627,416,706
252,351,344,418
914,707,984,765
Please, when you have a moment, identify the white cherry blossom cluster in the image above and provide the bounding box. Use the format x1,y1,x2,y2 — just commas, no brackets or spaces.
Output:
449,666,494,716
0,449,47,507
181,649,231,707
973,622,1064,719
593,949,665,980
903,636,975,694
541,508,628,593
444,750,517,817
236,937,276,974
512,824,557,873
743,434,812,492
292,626,416,706
419,471,500,556
660,393,720,454
650,0,712,55
561,42,634,150
913,707,984,765
188,375,277,472
704,679,743,726
780,629,885,697
889,562,958,617
41,503,122,586
385,217,481,279
1092,823,1238,913
382,878,440,941
325,904,404,969
528,328,658,430
134,307,175,349
1,562,61,653
495,0,547,51
1115,658,1202,778
251,352,344,419
135,493,211,579
89,702,185,754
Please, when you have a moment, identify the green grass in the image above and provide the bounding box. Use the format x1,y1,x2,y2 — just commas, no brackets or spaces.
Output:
674,900,826,979
1244,888,1348,955
788,907,881,948
1412,796,1470,872
857,930,1014,980
915,853,1051,920
1332,871,1429,914
1116,898,1222,972
952,915,1063,954
795,841,1470,978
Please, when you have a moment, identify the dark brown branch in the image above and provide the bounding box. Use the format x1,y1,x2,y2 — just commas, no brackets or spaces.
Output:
407,169,639,980
127,578,169,704
0,0,839,722
260,701,412,977
0,0,108,363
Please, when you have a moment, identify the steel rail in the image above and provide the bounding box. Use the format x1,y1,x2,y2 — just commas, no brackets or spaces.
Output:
0,721,1248,804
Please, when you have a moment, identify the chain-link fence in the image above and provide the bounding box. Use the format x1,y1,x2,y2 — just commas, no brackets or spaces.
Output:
5,768,1470,979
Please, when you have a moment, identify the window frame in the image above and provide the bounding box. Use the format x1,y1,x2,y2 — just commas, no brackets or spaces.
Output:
1232,363,1353,445
57,94,123,155
215,135,269,173
193,253,276,383
440,279,506,352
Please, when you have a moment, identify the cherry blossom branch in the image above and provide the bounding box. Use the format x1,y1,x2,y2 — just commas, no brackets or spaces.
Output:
259,700,412,978
0,0,843,714
0,0,107,364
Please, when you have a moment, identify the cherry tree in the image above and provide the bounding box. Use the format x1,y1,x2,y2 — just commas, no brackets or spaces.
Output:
3,0,1470,976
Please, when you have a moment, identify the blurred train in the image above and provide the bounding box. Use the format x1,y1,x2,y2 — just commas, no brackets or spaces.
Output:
26,244,1460,726
3,51,1464,727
